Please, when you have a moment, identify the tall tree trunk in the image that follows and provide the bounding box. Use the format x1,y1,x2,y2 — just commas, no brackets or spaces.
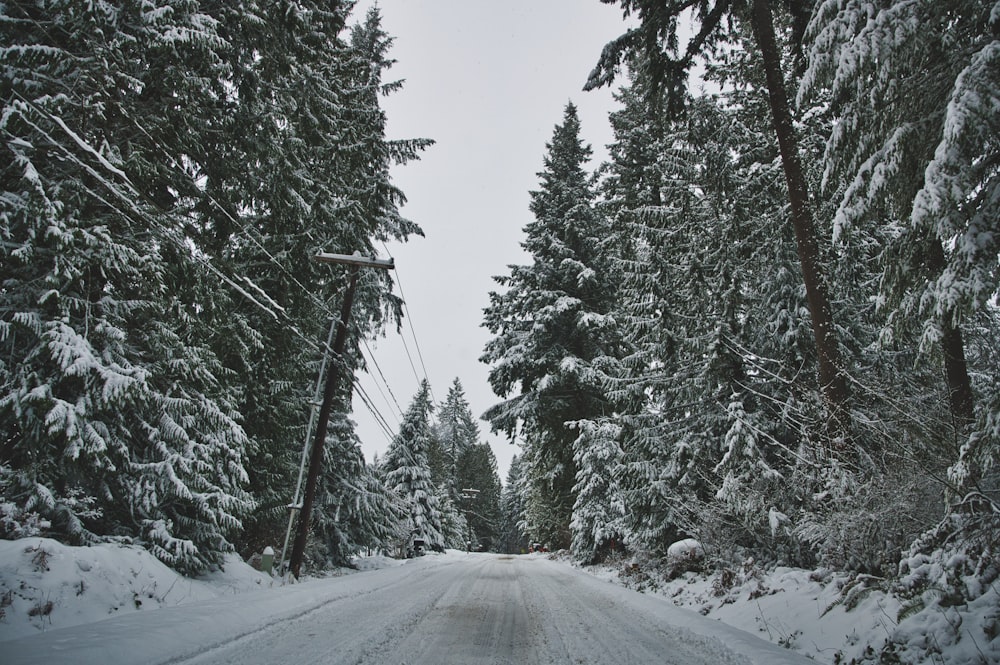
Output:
749,0,851,439
941,322,975,426
926,240,975,426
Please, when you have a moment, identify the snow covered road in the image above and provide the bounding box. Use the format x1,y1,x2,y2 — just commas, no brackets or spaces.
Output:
5,552,814,665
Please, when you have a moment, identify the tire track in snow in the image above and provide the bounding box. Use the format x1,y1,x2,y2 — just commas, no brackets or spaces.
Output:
170,559,457,665
521,558,749,665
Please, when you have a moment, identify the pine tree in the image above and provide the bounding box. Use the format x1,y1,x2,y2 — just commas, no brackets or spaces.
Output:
311,412,410,567
596,52,832,562
0,1,431,573
482,102,622,550
0,0,256,573
570,420,625,564
587,0,852,444
430,379,502,550
380,380,444,552
204,4,430,556
456,442,503,551
434,486,469,550
430,378,481,496
802,0,997,460
498,455,530,554
798,0,1000,619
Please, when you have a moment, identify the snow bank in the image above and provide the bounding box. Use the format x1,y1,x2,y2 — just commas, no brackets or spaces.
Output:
0,537,273,642
579,556,999,665
0,536,418,646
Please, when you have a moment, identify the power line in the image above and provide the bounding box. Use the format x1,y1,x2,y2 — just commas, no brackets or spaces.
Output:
9,22,415,428
382,243,436,404
118,103,410,431
359,337,405,417
17,99,405,438
352,376,397,442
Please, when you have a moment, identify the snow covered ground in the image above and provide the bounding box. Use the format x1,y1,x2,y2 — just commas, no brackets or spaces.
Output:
2,539,810,665
0,538,995,664
579,552,999,665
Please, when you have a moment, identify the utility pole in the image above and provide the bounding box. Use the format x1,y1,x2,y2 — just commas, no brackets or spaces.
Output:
460,488,479,552
287,252,394,579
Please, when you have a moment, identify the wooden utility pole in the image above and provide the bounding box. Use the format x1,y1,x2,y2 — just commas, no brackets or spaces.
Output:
287,252,394,579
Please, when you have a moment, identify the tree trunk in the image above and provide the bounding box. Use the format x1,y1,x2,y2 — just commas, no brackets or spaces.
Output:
749,0,851,439
925,240,975,426
941,322,975,426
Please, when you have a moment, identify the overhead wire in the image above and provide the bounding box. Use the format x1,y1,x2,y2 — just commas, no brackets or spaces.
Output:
381,242,436,404
359,337,405,417
357,340,404,427
116,104,407,437
16,95,402,441
352,376,397,442
13,109,325,360
9,5,407,441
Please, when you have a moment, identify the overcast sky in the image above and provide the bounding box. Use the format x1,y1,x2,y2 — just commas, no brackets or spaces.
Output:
348,1,632,480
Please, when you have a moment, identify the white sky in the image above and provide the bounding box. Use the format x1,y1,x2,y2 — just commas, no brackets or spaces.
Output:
349,1,632,481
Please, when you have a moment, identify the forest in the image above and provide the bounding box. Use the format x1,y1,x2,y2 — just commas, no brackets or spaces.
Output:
1,1,997,661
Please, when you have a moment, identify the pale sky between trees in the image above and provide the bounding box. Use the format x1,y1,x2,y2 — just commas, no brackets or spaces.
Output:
349,1,634,479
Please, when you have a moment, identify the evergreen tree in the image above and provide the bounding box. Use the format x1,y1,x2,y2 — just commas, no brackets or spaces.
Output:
429,378,502,550
798,0,1000,624
570,420,625,564
428,378,480,496
311,412,409,567
498,455,530,554
380,380,443,551
434,486,468,550
208,4,430,558
482,102,622,550
587,0,852,444
802,0,998,461
424,429,453,492
0,1,430,573
596,51,836,564
0,0,253,573
455,442,503,551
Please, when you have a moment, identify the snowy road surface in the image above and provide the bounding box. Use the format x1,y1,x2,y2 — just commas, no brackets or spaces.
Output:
6,552,813,665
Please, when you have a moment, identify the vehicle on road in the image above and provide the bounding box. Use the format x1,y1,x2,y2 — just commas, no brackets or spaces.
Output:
407,538,427,558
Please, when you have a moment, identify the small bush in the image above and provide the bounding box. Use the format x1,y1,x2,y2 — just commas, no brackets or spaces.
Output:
28,599,53,617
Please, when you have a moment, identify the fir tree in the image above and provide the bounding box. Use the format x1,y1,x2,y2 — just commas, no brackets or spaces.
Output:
431,378,502,549
482,102,622,550
455,442,503,551
0,0,255,573
429,378,480,496
588,0,852,444
802,0,998,458
205,4,430,556
434,486,469,550
311,412,409,567
597,54,829,562
380,380,444,551
798,0,1000,621
0,1,430,574
498,455,529,554
570,420,625,564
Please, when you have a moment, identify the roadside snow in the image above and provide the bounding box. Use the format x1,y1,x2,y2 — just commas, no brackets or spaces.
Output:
0,537,399,643
578,554,999,665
